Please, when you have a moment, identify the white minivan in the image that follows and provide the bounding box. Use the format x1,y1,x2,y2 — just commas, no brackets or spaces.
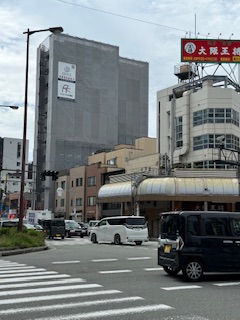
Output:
90,216,149,245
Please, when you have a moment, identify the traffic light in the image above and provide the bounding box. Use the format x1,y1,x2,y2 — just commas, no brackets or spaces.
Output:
52,171,59,181
41,170,59,181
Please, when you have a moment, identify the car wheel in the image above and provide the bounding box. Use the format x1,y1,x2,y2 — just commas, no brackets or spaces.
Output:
91,233,98,243
61,236,65,239
135,241,142,246
114,234,121,245
66,232,71,238
163,266,180,276
183,260,204,281
80,234,84,238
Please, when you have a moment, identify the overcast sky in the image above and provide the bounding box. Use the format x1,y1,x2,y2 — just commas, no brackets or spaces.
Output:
1,0,240,161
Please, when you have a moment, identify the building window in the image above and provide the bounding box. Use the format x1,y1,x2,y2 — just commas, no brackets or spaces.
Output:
193,108,239,127
76,198,82,206
60,199,64,207
176,116,183,148
61,181,66,190
76,178,83,186
17,142,21,158
107,158,117,165
88,176,96,186
193,134,239,151
17,162,20,167
87,196,96,206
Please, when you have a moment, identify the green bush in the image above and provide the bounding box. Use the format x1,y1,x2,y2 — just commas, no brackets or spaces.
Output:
0,227,45,249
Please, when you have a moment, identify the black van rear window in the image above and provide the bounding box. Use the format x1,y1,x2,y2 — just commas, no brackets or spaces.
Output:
161,214,179,237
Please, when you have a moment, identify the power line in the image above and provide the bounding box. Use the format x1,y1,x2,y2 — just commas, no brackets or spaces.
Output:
57,0,190,34
57,0,227,39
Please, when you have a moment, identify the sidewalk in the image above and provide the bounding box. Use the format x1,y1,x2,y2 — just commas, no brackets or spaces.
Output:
0,245,48,256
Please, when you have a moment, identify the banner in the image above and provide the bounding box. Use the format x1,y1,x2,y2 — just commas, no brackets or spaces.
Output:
181,38,240,63
58,62,76,100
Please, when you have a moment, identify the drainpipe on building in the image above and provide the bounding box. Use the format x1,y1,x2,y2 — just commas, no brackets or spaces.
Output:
173,89,191,164
170,93,176,167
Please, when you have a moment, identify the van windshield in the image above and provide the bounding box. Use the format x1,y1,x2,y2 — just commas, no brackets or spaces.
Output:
161,214,180,238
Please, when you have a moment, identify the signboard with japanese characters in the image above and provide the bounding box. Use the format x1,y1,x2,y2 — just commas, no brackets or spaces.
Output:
58,62,76,100
181,38,240,63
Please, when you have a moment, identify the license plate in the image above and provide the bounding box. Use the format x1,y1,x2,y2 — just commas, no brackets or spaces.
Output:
164,244,171,253
56,234,60,237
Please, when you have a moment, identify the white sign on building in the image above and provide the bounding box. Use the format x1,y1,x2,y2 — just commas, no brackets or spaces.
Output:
58,61,76,100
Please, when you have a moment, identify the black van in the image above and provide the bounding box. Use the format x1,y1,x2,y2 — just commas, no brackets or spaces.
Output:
40,218,65,239
158,211,240,281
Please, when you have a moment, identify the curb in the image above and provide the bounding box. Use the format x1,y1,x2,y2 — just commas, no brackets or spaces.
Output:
0,246,49,256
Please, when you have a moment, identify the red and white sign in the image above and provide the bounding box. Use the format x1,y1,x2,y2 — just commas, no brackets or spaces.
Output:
181,38,240,63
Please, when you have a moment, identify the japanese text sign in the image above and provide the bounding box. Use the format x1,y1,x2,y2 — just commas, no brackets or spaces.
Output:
181,38,240,63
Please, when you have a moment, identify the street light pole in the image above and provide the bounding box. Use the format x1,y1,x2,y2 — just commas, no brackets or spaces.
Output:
18,26,63,232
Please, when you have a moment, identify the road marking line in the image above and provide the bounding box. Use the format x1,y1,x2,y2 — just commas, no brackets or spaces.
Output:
127,257,151,260
0,271,57,278
0,268,46,274
0,290,122,305
0,278,86,289
0,263,27,268
30,304,173,320
0,266,36,270
99,270,132,274
161,285,202,290
0,283,102,296
144,267,163,271
0,274,71,283
0,296,144,315
92,259,118,262
214,282,240,286
52,261,80,264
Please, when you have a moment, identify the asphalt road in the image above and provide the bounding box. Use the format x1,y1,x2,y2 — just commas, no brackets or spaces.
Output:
1,237,240,320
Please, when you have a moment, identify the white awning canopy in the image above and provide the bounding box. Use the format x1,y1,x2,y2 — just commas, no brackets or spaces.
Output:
98,177,239,200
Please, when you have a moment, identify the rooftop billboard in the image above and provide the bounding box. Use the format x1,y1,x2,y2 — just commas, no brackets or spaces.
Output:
181,38,240,63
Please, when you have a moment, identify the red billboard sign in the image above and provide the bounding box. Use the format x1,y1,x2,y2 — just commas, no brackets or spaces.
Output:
181,38,240,63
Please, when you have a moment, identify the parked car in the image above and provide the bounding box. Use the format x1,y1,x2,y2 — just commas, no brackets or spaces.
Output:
87,220,99,236
65,220,84,238
23,223,37,230
0,220,18,228
34,223,44,231
0,219,28,228
78,222,88,237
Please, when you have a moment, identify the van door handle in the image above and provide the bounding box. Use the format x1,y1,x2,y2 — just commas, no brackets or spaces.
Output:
223,240,234,244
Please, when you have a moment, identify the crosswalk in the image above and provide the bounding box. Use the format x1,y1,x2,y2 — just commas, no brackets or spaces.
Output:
0,259,173,319
1,259,239,319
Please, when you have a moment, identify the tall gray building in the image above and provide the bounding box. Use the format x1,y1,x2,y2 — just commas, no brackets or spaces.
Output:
33,33,149,211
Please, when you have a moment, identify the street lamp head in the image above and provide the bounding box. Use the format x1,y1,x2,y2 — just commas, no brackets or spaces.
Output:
49,27,63,34
9,106,19,110
23,27,64,36
0,104,19,109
